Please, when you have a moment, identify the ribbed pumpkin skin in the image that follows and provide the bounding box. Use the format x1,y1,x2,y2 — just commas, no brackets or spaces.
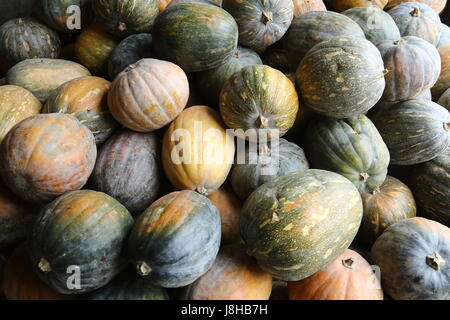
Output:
182,244,272,300
108,33,152,79
283,11,365,66
373,100,450,165
0,18,61,65
43,76,118,145
222,0,293,49
288,249,383,300
152,2,238,72
342,7,401,44
162,106,235,196
296,37,386,119
0,85,41,144
377,36,441,102
388,2,442,46
108,58,189,132
0,0,35,25
128,190,221,288
438,88,450,111
240,169,363,281
231,138,309,201
90,129,160,215
305,115,390,194
28,190,134,294
292,0,326,18
6,58,91,103
357,176,416,248
432,44,450,101
386,0,447,13
437,24,450,48
372,217,450,300
0,114,97,203
39,0,91,33
332,0,387,11
220,65,299,141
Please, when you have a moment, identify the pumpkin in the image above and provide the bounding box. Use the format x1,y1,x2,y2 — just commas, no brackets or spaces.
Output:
43,76,118,145
0,0,35,25
332,0,387,11
181,243,272,300
386,0,447,13
411,148,449,226
196,46,262,106
222,0,293,49
432,44,450,101
296,37,386,119
388,2,442,46
207,185,242,244
162,105,235,196
261,48,297,72
128,190,221,288
292,0,326,18
74,24,120,75
152,2,238,72
166,0,223,8
342,7,401,44
231,138,309,201
438,88,450,110
89,128,160,215
288,249,383,300
39,0,92,33
377,36,441,102
372,217,450,300
373,99,450,165
283,11,365,66
108,58,189,132
0,114,97,203
6,58,91,103
357,176,416,248
305,115,390,193
3,246,65,300
437,24,450,48
0,85,41,144
240,169,363,281
0,18,61,65
108,33,152,80
158,0,172,11
220,65,299,141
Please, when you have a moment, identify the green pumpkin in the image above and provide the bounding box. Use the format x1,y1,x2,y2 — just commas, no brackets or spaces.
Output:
39,0,92,33
240,169,363,281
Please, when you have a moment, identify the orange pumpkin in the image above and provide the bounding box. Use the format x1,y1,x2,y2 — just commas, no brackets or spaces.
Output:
385,0,447,13
332,0,388,11
158,0,172,11
293,0,326,18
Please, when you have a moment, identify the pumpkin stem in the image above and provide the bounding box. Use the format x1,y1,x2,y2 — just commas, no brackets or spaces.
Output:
382,69,389,76
16,18,24,25
256,115,269,129
426,252,445,271
411,6,421,17
271,212,280,223
196,186,209,196
38,258,51,273
360,172,370,182
118,22,127,32
261,12,273,25
394,39,406,46
444,122,450,132
234,50,241,59
342,258,355,269
136,261,152,276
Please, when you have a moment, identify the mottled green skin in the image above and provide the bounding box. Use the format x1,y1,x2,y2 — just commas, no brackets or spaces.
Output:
240,169,363,281
438,88,450,111
296,37,386,119
305,115,390,194
0,0,35,25
92,0,159,37
437,24,450,48
373,99,450,165
372,217,450,300
152,2,238,72
28,190,134,294
231,138,309,201
39,0,92,33
0,18,61,65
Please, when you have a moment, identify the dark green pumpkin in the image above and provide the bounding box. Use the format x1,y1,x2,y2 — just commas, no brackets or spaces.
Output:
438,88,450,111
0,0,35,25
0,18,61,65
28,190,134,294
373,99,450,165
296,37,386,119
240,169,363,281
372,217,450,300
152,2,238,72
231,138,309,201
437,24,450,48
305,115,390,193
128,190,221,288
167,0,223,7
39,0,92,33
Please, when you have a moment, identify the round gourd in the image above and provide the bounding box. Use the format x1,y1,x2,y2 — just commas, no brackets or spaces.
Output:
152,2,238,72
128,190,221,288
6,58,91,103
438,88,450,110
39,0,92,33
373,99,450,165
90,128,160,215
288,249,383,300
108,58,189,132
0,114,97,203
162,105,235,196
296,36,386,119
377,36,441,102
437,24,450,48
220,65,299,141
372,217,450,300
181,244,272,300
43,76,118,145
222,0,293,49
386,0,447,13
240,169,363,281
332,0,387,11
432,44,450,101
292,0,326,18
305,115,390,193
0,0,35,25
0,18,61,65
231,138,309,201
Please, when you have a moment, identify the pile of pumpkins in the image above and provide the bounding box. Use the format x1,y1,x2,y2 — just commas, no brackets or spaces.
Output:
0,0,449,301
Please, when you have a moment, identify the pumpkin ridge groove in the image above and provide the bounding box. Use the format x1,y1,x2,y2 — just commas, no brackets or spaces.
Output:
126,71,157,128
